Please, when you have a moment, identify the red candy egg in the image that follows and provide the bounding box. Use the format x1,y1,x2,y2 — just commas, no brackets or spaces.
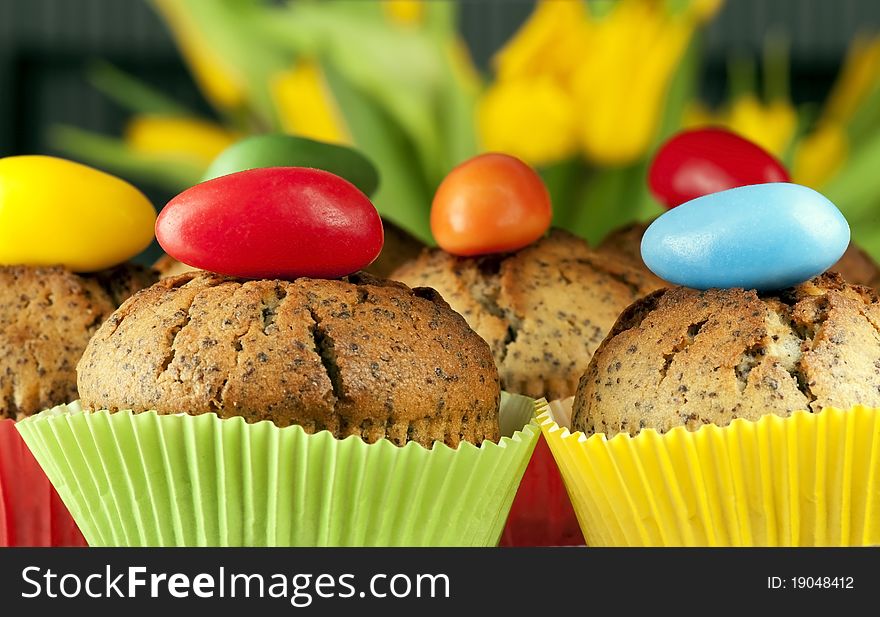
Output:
156,167,384,279
648,128,791,208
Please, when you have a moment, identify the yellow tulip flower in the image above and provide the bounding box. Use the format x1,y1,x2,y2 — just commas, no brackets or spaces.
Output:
684,95,797,158
689,0,725,21
573,0,697,165
478,77,579,166
270,60,350,145
493,0,589,84
125,115,238,167
784,36,880,190
152,0,246,111
726,95,798,157
486,0,721,166
383,0,424,27
682,101,718,128
793,123,848,188
823,35,880,125
479,0,721,166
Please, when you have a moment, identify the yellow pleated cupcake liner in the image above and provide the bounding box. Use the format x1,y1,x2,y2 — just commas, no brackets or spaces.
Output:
539,399,880,546
17,393,542,547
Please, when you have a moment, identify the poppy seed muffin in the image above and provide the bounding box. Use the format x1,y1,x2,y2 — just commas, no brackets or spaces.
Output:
0,263,157,419
77,270,500,448
597,221,651,268
153,253,196,279
572,272,880,437
832,242,880,288
392,229,663,400
599,220,880,288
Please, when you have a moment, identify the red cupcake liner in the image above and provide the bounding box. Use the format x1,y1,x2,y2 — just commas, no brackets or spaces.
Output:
0,419,86,547
500,435,584,546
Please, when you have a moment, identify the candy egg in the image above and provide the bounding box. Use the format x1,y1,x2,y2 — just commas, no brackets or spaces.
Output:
202,134,380,197
0,155,156,272
156,167,383,279
641,183,850,291
431,153,552,256
649,128,791,208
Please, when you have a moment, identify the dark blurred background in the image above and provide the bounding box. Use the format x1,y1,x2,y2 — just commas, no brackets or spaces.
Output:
2,0,879,157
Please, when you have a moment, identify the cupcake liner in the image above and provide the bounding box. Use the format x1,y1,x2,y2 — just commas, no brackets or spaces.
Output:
500,434,584,547
0,419,86,547
540,399,880,547
18,394,542,547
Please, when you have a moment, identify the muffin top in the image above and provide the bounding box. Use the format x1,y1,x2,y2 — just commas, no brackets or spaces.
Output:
153,254,197,279
832,243,880,288
597,220,651,268
599,220,880,289
0,263,157,419
572,272,880,437
77,271,500,448
392,229,663,400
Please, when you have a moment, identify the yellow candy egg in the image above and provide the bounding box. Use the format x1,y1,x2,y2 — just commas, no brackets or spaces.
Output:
0,156,156,272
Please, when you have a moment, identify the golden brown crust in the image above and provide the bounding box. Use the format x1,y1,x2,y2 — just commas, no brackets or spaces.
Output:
571,273,880,437
599,221,880,289
0,263,157,419
597,221,651,267
831,243,880,288
365,220,424,279
77,271,500,448
392,229,663,400
153,254,198,279
89,263,161,306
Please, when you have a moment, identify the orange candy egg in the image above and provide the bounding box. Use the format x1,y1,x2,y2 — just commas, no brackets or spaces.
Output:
430,153,552,256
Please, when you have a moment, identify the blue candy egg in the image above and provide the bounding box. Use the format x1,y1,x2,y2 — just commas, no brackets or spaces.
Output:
641,183,850,291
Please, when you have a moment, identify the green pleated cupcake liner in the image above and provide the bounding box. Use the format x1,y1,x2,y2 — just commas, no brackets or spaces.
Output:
17,393,542,547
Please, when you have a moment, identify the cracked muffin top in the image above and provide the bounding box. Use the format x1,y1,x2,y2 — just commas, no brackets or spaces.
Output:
76,270,500,448
599,220,880,289
391,229,664,400
0,263,158,419
572,272,880,437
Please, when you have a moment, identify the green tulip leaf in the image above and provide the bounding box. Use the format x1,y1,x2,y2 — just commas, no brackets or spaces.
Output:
50,125,204,191
322,63,434,245
88,61,195,117
202,134,380,196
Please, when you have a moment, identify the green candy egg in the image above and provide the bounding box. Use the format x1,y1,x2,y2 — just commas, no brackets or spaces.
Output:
202,134,380,196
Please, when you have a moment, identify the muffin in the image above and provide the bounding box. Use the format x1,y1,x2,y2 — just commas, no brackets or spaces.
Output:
153,254,195,278
597,220,651,268
21,271,540,547
393,229,663,401
832,242,880,288
0,263,157,419
572,272,880,436
78,270,500,448
599,220,880,288
540,272,880,546
19,159,540,547
0,154,159,547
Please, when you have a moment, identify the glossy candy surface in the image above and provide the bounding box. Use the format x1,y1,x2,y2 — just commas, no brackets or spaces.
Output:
202,134,380,197
431,153,552,256
0,155,156,272
641,183,850,291
156,167,383,279
649,128,791,208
